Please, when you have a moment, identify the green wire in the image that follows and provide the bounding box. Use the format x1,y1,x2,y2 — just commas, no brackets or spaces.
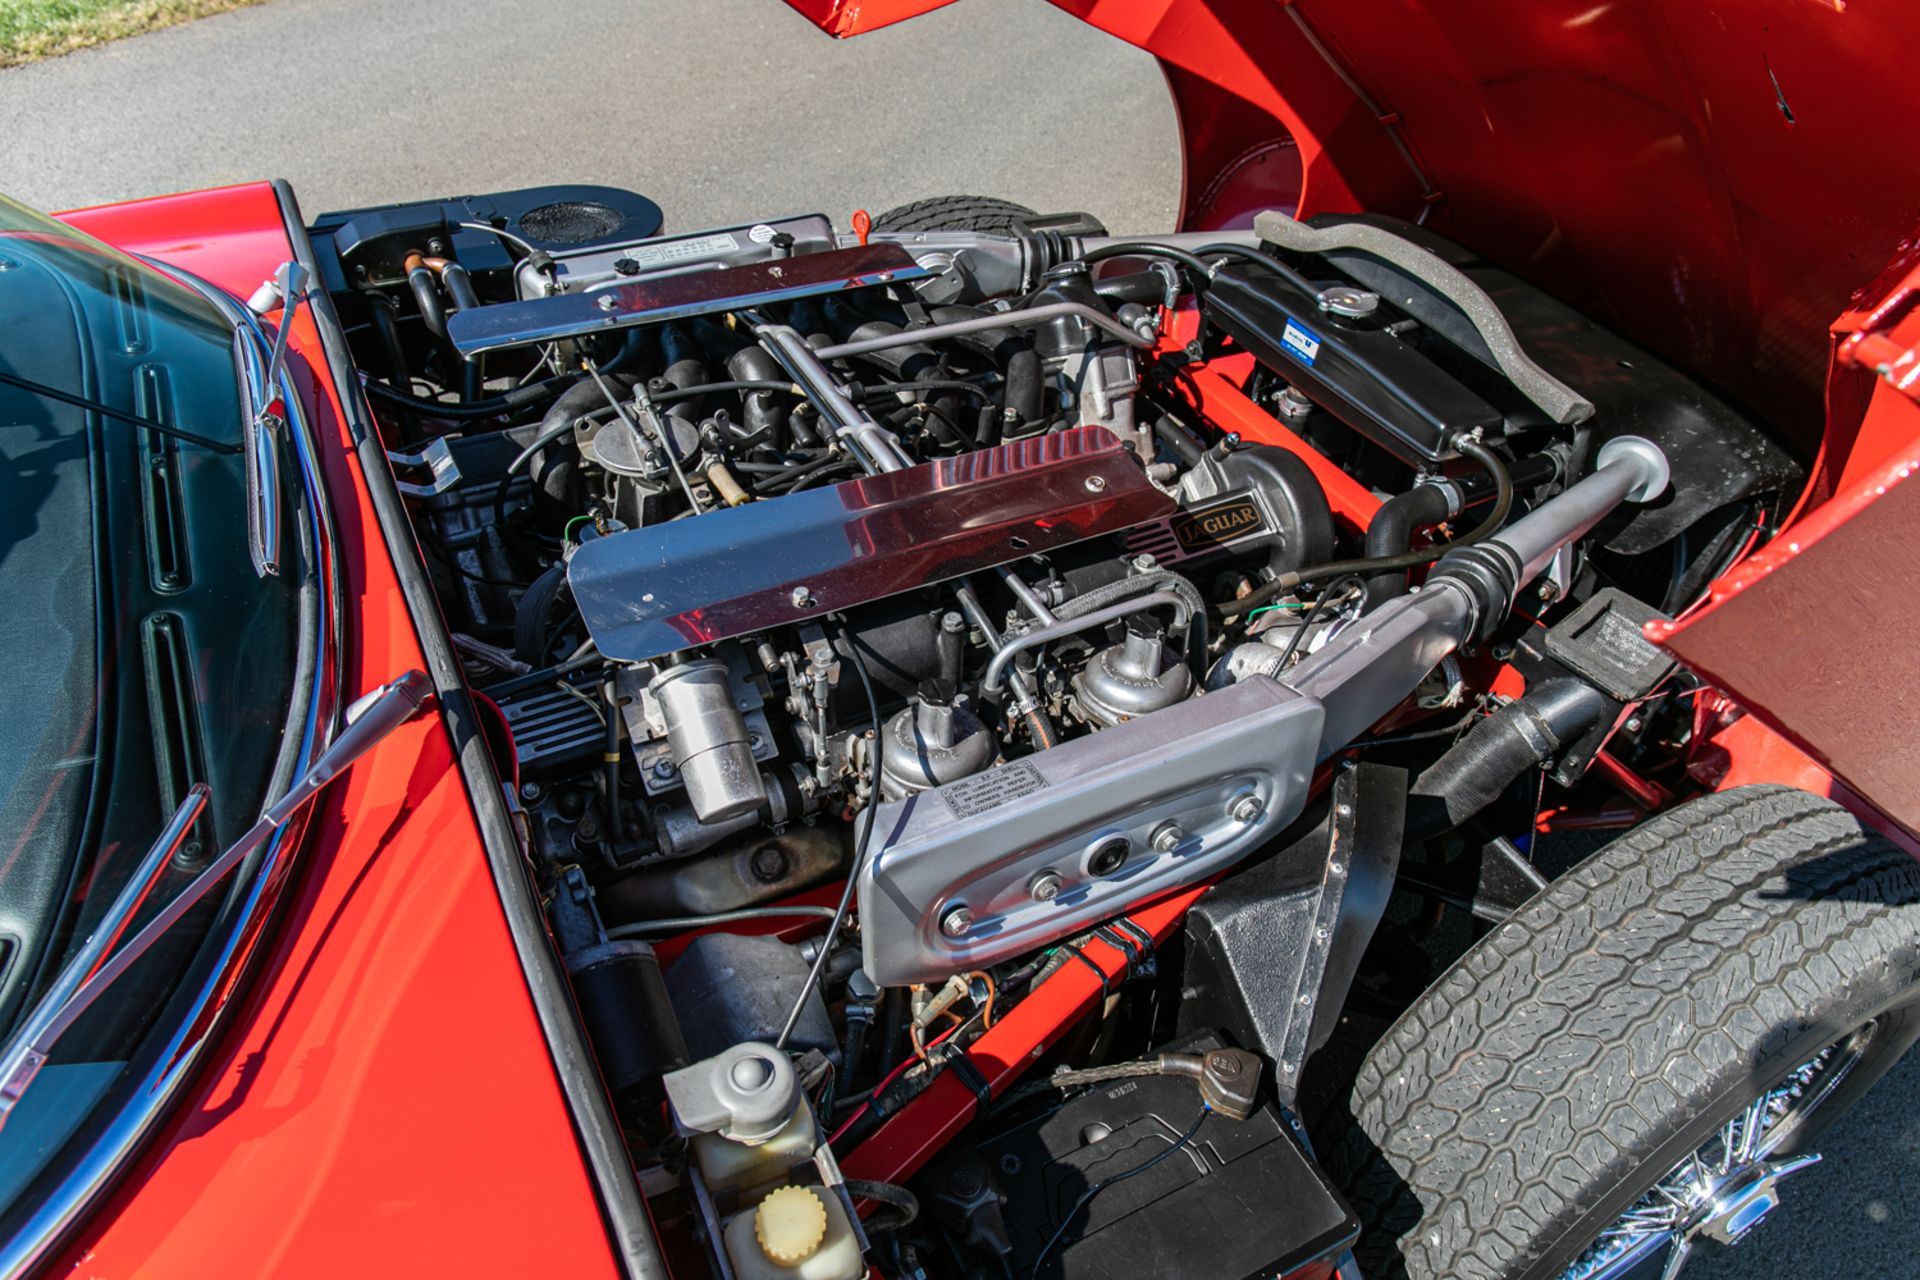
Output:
564,514,593,544
1243,601,1311,621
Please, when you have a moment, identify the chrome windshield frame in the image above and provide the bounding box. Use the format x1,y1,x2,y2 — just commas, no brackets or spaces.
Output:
0,261,341,1280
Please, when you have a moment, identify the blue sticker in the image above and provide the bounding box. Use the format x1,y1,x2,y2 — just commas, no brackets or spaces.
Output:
1280,317,1322,366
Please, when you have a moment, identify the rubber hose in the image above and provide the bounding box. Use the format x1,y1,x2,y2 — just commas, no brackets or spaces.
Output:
512,561,570,666
1003,347,1042,432
1153,414,1207,467
406,263,449,339
1363,485,1453,604
1365,452,1563,607
843,1180,919,1234
1056,569,1209,657
364,373,577,420
1405,679,1611,840
363,293,411,394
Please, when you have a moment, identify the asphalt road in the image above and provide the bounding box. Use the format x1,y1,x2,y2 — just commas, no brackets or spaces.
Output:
1,0,1915,1273
0,0,1179,232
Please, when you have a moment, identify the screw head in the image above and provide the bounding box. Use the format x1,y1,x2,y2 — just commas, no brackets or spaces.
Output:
940,905,974,938
1625,716,1644,733
519,781,542,801
1084,474,1108,494
1028,870,1064,901
652,759,676,780
790,585,817,609
594,294,619,312
1230,792,1265,824
1150,821,1185,854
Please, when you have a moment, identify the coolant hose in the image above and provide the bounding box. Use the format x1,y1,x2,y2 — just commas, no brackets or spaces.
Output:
1366,452,1564,606
1057,569,1209,656
1364,486,1453,604
404,251,449,339
1405,679,1611,839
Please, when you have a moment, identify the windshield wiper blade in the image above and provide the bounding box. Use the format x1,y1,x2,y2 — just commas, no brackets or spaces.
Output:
0,669,435,1131
234,263,309,579
0,368,241,455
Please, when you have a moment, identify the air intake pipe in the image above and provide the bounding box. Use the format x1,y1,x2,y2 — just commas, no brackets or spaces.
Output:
1404,679,1613,840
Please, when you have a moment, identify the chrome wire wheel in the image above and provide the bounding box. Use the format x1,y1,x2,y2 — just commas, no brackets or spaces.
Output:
1560,1022,1877,1280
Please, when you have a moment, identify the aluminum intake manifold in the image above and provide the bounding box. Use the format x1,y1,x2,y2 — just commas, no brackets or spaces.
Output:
858,438,1668,985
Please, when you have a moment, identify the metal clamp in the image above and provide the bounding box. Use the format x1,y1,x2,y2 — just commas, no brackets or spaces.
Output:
386,436,463,497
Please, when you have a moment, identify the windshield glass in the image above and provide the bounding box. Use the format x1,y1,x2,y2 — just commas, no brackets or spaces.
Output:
0,196,303,1220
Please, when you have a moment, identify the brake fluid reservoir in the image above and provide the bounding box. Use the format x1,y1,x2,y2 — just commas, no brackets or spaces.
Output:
690,1097,817,1198
723,1185,863,1280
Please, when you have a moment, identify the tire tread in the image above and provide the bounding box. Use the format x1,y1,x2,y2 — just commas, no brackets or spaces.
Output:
1332,785,1920,1279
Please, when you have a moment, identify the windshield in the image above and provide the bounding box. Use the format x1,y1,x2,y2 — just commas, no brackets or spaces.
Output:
0,197,305,1223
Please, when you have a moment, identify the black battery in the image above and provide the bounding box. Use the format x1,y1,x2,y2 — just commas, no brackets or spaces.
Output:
976,1036,1357,1279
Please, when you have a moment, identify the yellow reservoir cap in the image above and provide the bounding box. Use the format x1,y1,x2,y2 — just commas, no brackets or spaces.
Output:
754,1185,829,1266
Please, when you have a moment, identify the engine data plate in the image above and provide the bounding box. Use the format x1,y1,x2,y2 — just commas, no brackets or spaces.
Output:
568,426,1175,663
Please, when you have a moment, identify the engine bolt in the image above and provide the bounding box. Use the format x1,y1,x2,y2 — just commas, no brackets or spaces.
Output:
519,781,542,802
652,759,676,780
595,294,619,312
1084,475,1108,494
1028,870,1064,901
790,585,817,609
940,905,974,938
1150,821,1185,853
1230,792,1265,824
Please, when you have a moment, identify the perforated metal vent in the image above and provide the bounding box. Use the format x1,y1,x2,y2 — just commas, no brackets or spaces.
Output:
519,200,626,246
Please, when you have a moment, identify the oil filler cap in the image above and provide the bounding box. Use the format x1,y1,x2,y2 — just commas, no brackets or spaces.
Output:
755,1185,829,1265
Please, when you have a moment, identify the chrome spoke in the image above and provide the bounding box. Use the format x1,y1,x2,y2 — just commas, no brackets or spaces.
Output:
1558,1032,1865,1280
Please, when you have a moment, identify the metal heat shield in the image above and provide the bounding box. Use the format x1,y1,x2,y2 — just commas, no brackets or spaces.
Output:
568,426,1176,663
447,241,927,356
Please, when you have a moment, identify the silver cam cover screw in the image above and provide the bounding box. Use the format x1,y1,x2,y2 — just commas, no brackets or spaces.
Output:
940,905,974,938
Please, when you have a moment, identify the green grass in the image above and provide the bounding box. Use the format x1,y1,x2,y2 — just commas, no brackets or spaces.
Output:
0,0,264,68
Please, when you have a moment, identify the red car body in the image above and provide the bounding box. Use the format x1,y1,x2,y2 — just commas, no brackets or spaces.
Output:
31,1,1920,1275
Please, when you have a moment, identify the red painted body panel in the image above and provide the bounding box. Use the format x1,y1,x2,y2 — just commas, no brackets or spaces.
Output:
53,184,619,1279
781,0,956,37
1049,0,1920,458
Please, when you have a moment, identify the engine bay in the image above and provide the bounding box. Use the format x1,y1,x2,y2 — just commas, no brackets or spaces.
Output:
314,184,1802,1280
